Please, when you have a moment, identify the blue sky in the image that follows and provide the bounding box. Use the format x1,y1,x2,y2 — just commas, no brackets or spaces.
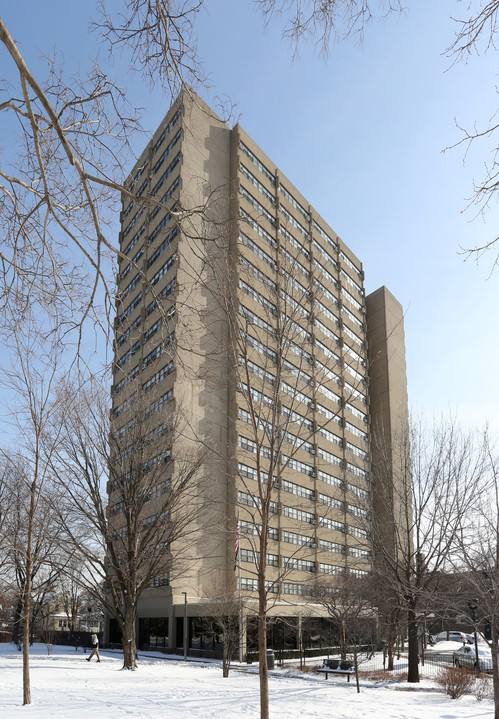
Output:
1,1,498,434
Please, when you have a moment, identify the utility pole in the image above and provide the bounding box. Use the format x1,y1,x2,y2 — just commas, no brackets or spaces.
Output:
182,592,188,661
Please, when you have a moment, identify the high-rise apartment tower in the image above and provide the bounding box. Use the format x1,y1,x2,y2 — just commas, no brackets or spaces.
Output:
109,90,409,655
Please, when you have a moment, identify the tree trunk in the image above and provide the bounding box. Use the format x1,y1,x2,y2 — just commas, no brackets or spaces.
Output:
22,588,31,705
339,620,347,660
258,588,268,719
223,637,229,678
387,644,394,671
407,608,419,683
490,619,499,719
122,606,138,670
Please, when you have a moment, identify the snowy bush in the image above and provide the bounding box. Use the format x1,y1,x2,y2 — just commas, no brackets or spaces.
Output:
435,665,475,699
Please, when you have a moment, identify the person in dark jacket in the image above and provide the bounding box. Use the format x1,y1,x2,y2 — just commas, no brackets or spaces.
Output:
87,633,100,663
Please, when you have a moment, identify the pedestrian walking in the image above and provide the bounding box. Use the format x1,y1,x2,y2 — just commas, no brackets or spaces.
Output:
87,633,100,663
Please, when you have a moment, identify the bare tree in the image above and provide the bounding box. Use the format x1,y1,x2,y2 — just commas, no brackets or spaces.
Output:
0,321,67,705
189,192,372,718
202,583,243,677
256,0,403,56
50,375,207,670
368,416,486,683
453,433,499,718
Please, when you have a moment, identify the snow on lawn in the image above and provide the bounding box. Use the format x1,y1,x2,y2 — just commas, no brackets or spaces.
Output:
0,643,493,719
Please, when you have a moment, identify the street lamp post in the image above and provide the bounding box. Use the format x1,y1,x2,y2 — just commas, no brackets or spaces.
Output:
468,599,480,674
182,592,188,661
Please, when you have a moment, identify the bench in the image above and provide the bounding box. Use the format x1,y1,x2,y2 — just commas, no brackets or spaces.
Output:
318,662,355,682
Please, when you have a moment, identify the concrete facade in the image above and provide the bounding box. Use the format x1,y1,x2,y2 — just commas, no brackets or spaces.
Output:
109,90,409,655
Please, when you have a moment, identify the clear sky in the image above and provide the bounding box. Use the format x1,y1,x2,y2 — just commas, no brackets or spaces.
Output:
1,1,498,434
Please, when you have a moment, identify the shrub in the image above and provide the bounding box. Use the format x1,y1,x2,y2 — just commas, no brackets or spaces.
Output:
474,675,492,702
436,665,475,699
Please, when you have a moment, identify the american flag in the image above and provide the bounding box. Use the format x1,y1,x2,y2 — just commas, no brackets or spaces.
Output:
234,520,240,571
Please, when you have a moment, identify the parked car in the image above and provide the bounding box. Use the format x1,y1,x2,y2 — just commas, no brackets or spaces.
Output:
432,631,471,644
453,644,493,671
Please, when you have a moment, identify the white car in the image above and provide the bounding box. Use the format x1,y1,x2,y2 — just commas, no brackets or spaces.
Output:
433,631,471,644
453,644,493,671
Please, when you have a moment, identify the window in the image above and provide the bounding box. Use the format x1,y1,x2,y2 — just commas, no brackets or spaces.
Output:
280,225,310,259
315,340,340,364
238,463,261,482
341,269,363,296
283,582,313,596
240,520,259,536
240,548,259,564
152,175,181,219
279,185,310,222
240,142,275,184
319,539,345,555
240,233,276,269
346,442,368,461
343,306,364,330
318,493,344,511
346,403,367,423
312,238,338,271
241,210,276,248
319,516,345,532
148,226,178,266
349,525,368,539
152,109,181,156
280,205,308,238
350,547,370,559
340,250,362,278
240,577,258,592
283,455,315,476
313,221,338,254
240,305,274,335
240,163,276,205
281,478,314,500
244,333,276,363
349,483,369,501
343,324,363,347
118,292,143,324
282,505,315,524
317,446,343,468
241,187,276,227
316,319,339,344
151,254,176,287
317,469,343,489
239,280,276,315
347,463,369,480
282,530,315,547
348,503,368,519
152,153,182,196
152,129,181,175
350,568,369,578
346,422,368,443
319,563,344,575
144,318,162,344
317,426,342,447
283,558,315,573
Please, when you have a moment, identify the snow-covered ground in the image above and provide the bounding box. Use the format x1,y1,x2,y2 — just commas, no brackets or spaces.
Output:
0,643,493,718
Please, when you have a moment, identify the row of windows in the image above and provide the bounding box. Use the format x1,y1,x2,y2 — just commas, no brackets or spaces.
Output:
240,163,276,205
238,162,364,299
152,109,181,157
117,315,141,348
120,245,144,283
113,365,139,395
146,277,177,316
142,361,175,393
152,129,182,175
142,331,175,370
